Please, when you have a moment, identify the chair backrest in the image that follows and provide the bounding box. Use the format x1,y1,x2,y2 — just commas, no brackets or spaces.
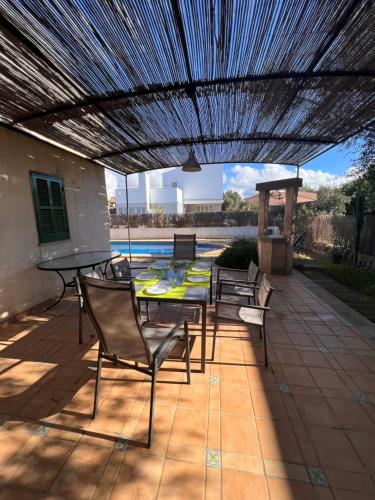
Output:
247,260,260,282
78,274,151,365
173,234,196,260
74,267,104,308
110,258,131,279
258,274,274,308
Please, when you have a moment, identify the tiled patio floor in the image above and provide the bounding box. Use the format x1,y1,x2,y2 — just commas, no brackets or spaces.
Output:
1,272,375,499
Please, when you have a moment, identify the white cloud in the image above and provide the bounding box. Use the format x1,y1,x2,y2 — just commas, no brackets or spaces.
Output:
227,163,347,197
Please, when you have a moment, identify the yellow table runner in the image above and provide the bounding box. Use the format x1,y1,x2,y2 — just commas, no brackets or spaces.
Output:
135,261,211,300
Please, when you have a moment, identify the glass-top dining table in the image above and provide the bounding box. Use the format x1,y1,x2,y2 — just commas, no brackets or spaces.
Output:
134,259,213,373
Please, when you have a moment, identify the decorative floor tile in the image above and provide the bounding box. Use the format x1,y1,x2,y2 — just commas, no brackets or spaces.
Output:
206,448,221,467
210,376,220,384
114,434,130,451
37,354,49,362
33,424,49,436
279,383,290,393
307,466,329,487
352,390,369,402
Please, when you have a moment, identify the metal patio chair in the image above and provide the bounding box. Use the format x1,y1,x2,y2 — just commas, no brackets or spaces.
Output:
78,274,191,448
110,257,147,280
74,267,104,344
213,274,273,366
173,234,196,261
216,260,260,302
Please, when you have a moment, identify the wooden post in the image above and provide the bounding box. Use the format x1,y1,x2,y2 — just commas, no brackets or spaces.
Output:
284,186,298,244
258,189,270,236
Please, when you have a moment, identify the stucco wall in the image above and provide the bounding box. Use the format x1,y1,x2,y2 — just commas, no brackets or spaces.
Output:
0,127,110,321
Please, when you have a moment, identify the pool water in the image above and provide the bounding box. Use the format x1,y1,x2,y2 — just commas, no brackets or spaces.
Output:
111,240,223,256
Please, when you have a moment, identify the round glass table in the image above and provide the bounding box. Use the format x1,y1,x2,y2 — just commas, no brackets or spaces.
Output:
38,250,120,309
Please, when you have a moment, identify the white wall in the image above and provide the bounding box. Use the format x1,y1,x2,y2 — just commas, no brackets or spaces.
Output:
161,164,224,204
0,127,110,321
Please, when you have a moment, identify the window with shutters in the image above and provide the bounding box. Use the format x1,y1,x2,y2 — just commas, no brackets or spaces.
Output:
30,172,70,243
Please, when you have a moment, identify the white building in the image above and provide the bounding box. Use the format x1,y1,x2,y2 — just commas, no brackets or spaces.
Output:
115,164,223,214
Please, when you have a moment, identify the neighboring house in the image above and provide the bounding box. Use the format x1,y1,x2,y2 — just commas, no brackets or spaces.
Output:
115,164,223,214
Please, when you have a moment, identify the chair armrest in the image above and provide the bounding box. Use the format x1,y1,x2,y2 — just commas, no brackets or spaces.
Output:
219,279,259,287
152,321,184,359
108,276,132,282
238,304,270,311
215,299,269,311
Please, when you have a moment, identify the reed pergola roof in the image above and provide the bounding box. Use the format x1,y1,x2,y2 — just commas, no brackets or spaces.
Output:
0,0,374,174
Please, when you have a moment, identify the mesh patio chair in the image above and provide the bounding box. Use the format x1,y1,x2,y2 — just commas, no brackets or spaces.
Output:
216,260,260,302
173,234,196,261
110,257,147,281
74,267,104,344
213,274,273,366
78,274,191,447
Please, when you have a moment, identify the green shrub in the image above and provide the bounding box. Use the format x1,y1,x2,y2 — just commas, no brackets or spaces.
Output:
215,237,258,269
322,264,375,300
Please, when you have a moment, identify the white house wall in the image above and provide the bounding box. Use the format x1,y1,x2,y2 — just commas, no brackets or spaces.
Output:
0,127,110,321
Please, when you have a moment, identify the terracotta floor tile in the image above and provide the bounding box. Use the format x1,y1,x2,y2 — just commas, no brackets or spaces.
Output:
222,470,268,500
318,335,346,349
221,384,253,415
170,407,207,447
348,371,375,393
221,413,260,455
325,469,375,494
308,426,365,473
158,460,205,500
293,394,338,427
328,398,375,432
341,337,370,350
91,450,125,500
299,350,332,368
333,354,368,372
205,466,221,500
178,382,209,410
267,477,322,500
166,443,205,464
308,367,347,389
347,430,375,477
331,489,375,500
251,390,288,420
359,354,375,372
282,366,316,387
276,349,304,366
48,442,112,498
221,451,263,474
134,404,175,443
289,333,316,347
256,418,303,463
109,452,164,500
220,363,248,386
11,437,77,491
264,459,309,483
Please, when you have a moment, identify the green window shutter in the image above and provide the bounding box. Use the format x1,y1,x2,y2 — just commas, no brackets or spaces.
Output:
30,172,70,243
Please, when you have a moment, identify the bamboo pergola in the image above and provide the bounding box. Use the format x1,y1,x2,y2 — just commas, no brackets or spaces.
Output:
0,0,374,174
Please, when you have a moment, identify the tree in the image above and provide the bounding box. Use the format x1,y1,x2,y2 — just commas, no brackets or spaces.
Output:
222,190,247,211
298,186,349,216
343,128,375,185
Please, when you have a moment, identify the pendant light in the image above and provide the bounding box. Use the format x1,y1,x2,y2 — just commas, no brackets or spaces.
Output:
182,150,201,172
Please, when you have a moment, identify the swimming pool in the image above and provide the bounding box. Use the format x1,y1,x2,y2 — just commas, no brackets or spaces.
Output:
111,240,223,256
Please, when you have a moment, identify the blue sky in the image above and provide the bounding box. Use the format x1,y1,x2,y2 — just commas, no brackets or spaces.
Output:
106,143,357,198
221,144,356,196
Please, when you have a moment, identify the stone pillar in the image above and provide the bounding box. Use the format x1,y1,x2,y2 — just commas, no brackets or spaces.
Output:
258,189,270,236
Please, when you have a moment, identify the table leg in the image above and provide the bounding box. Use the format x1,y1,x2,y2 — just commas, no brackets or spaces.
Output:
210,272,213,305
201,303,207,373
46,270,67,310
